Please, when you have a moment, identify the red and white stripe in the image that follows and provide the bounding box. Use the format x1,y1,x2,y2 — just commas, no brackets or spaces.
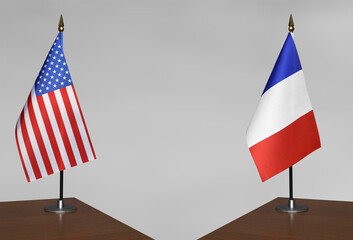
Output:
15,85,96,182
247,71,312,148
246,70,320,182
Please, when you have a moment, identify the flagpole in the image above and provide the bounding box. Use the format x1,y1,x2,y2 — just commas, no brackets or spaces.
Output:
275,15,308,213
44,15,77,213
276,166,308,212
60,170,63,201
289,166,293,201
58,170,64,208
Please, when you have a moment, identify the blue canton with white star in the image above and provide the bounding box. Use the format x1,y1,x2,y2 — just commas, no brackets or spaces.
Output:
35,32,73,96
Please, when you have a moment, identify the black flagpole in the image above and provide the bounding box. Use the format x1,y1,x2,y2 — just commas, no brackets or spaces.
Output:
44,170,77,213
276,166,308,213
60,170,64,201
275,15,308,213
44,15,77,213
289,166,293,201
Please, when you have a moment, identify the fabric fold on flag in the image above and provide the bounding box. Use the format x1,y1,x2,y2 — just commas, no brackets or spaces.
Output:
246,32,320,182
15,32,96,182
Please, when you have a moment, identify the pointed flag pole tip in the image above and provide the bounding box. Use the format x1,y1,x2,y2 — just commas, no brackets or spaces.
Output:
288,14,294,33
58,14,64,32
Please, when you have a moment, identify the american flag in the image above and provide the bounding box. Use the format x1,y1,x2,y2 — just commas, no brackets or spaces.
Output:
15,32,96,182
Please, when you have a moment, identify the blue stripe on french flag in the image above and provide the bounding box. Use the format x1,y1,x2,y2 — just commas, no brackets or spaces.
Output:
262,33,302,95
246,33,320,182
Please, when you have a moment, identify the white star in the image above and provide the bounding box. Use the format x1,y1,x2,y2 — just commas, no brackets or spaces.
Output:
45,73,49,76
58,73,61,76
56,79,59,82
50,62,54,65
39,89,42,93
53,56,56,59
46,87,49,90
58,45,61,48
63,62,66,65
61,68,64,71
58,59,61,62
63,76,66,79
60,54,63,57
41,70,44,73
54,84,57,87
48,67,51,70
51,48,54,51
51,76,54,79
39,76,42,79
56,65,59,68
41,84,44,87
44,78,47,81
65,71,69,74
61,82,64,85
53,70,56,73
48,81,51,84
37,81,40,84
55,51,59,54
68,79,71,82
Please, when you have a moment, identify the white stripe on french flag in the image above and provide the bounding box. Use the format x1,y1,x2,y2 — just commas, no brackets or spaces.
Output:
246,33,320,182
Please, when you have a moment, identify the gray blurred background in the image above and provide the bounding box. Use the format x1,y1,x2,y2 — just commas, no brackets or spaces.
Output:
0,0,352,239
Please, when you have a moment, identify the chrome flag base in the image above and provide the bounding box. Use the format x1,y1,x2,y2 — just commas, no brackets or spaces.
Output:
276,199,308,213
44,199,77,213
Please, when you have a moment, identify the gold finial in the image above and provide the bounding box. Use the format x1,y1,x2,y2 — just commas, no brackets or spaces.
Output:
288,14,294,33
58,14,64,32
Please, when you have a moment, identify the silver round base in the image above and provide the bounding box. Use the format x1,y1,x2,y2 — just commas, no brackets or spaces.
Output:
276,199,309,213
44,204,77,213
44,200,77,213
276,203,308,213
276,200,308,213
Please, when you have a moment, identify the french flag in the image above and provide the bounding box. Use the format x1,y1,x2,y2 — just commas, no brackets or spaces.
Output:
246,32,321,182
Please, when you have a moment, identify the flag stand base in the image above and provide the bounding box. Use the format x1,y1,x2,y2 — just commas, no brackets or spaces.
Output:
276,199,308,213
45,171,76,213
44,199,77,213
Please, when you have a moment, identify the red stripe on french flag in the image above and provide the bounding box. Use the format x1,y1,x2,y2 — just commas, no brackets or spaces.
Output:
249,110,320,182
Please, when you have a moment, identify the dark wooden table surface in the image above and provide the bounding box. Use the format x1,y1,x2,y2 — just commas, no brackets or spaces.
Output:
0,198,153,240
199,197,353,240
